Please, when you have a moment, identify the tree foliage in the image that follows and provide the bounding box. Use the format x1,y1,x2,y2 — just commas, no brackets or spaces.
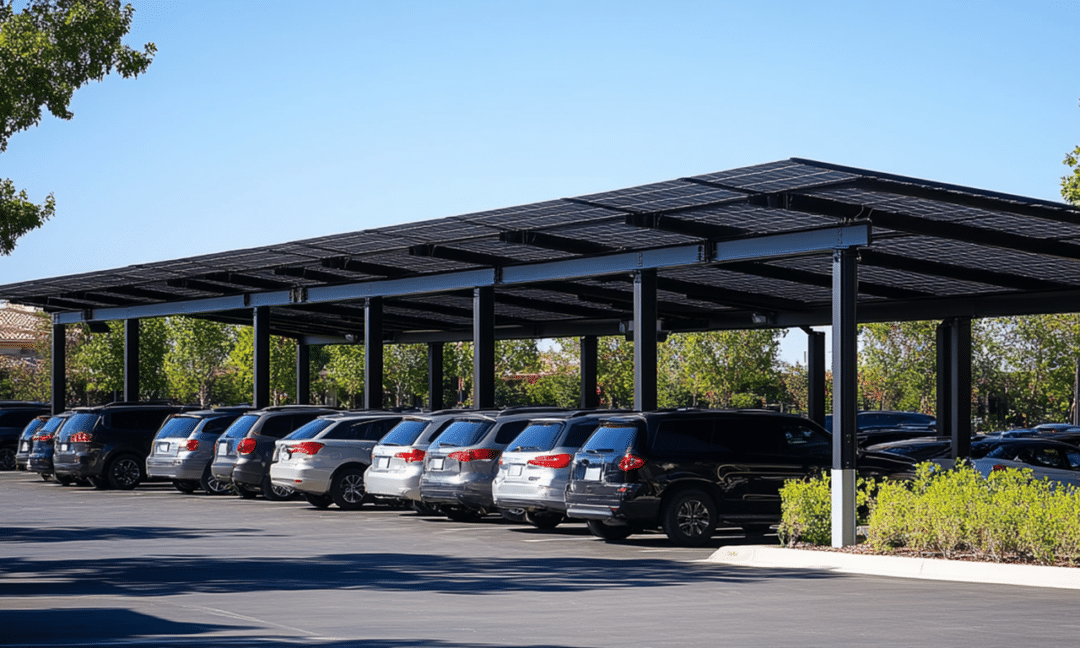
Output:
0,0,155,254
164,317,237,407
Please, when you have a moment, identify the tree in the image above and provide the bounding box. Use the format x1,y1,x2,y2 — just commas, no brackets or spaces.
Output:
229,328,297,406
164,317,237,407
0,0,154,253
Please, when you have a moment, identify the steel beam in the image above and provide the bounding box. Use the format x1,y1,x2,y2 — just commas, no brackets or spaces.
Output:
634,269,658,412
51,324,65,415
473,287,495,409
297,343,310,405
428,342,444,410
936,321,953,440
124,319,140,402
950,317,973,460
253,307,270,409
831,248,858,547
365,297,384,410
806,329,826,427
580,335,599,409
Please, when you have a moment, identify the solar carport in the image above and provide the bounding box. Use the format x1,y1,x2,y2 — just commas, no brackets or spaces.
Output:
4,157,1080,546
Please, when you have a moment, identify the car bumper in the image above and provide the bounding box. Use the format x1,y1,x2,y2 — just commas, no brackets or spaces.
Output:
492,481,567,513
231,459,267,487
270,463,331,494
53,451,103,478
420,478,495,509
365,469,422,501
146,455,205,481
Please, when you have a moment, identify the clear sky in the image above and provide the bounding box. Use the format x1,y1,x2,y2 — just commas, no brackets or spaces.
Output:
1,0,1077,362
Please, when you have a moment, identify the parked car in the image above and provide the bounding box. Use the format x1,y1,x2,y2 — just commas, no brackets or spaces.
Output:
52,402,194,489
563,409,913,547
270,412,403,509
0,402,51,470
145,406,254,495
825,410,937,433
492,410,627,529
211,405,337,500
28,412,73,482
15,414,50,471
420,408,567,521
943,437,1080,487
365,411,464,510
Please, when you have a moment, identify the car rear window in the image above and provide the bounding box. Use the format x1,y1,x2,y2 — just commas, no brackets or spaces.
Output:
156,416,202,439
62,413,100,437
284,418,335,440
581,424,637,454
221,415,259,439
199,414,241,435
379,419,430,446
430,420,493,448
507,422,563,452
39,416,68,434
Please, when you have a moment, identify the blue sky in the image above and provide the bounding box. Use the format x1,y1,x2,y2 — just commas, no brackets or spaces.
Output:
1,0,1078,361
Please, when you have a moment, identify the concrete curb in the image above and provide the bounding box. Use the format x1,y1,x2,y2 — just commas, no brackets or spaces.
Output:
706,545,1080,590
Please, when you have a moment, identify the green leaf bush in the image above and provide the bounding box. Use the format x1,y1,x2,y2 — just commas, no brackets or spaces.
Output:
779,462,1080,565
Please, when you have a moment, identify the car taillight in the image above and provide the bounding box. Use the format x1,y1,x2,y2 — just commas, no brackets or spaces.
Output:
991,464,1008,472
185,439,199,451
528,453,572,469
70,432,93,443
237,438,257,454
448,448,500,462
290,442,324,455
34,433,53,442
618,454,645,471
395,448,425,463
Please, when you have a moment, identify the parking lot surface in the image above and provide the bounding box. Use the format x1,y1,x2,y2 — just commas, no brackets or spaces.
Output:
2,471,1078,647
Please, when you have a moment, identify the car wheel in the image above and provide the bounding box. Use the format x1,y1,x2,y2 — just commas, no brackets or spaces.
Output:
501,507,527,522
106,455,145,490
304,492,334,509
40,472,52,482
443,506,483,522
200,464,232,496
236,483,259,499
586,519,634,541
173,480,198,494
330,468,368,510
526,511,565,530
661,489,717,547
0,447,16,471
261,474,294,502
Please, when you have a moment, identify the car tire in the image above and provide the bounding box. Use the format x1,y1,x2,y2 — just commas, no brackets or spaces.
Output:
586,519,634,541
526,511,565,530
443,505,483,522
173,480,198,494
200,464,232,496
236,483,259,499
330,467,368,510
304,493,334,509
661,489,717,547
261,474,294,502
106,455,145,490
501,507,527,522
0,447,16,471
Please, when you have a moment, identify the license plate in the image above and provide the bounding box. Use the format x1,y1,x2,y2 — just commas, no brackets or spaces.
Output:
508,464,523,477
157,442,170,453
376,456,390,469
431,457,444,470
20,441,29,452
218,442,228,455
585,466,602,481
59,443,69,452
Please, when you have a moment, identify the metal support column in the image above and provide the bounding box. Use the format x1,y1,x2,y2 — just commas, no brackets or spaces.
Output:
580,335,599,409
831,248,858,547
950,317,972,460
936,321,953,439
805,328,826,427
633,269,658,412
296,343,310,405
428,342,444,410
365,297,384,410
124,319,140,402
253,307,270,409
51,323,65,415
473,286,495,409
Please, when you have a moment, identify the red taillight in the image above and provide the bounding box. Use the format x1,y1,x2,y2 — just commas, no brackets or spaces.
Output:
290,441,324,455
34,433,53,442
528,453,573,469
237,438,257,455
618,454,645,471
70,432,93,443
448,448,501,462
991,464,1008,472
395,448,426,463
185,439,199,451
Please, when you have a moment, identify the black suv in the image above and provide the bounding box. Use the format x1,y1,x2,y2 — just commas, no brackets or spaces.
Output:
0,402,51,470
565,409,840,546
52,402,195,489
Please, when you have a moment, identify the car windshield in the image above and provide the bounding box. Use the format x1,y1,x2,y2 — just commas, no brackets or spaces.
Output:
221,415,259,439
429,420,493,449
580,424,637,454
506,422,563,452
156,416,202,439
284,419,335,440
379,419,429,447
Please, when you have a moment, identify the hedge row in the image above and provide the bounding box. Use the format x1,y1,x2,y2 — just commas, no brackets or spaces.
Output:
778,463,1080,565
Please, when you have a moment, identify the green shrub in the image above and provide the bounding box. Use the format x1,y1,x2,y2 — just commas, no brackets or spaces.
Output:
777,472,831,547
